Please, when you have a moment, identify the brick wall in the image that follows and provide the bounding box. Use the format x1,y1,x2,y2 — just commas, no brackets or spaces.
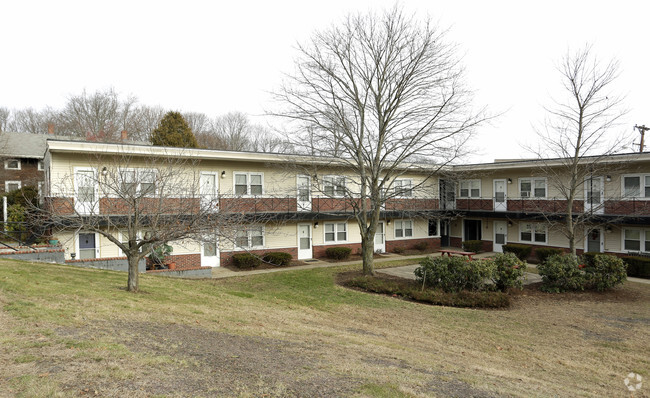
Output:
385,237,441,253
0,158,43,193
165,253,202,270
220,247,297,267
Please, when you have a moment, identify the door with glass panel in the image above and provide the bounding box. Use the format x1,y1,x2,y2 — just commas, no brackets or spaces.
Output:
494,179,507,211
297,224,312,259
374,221,386,253
297,175,311,211
200,172,218,210
75,169,97,214
493,221,508,252
585,228,603,253
584,176,604,214
201,235,219,267
78,233,98,259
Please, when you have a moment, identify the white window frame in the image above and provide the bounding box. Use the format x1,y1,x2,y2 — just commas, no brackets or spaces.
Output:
622,228,650,253
322,175,346,197
519,177,547,199
74,167,99,214
4,159,21,170
622,174,650,199
459,179,481,198
235,225,265,249
233,172,264,197
38,160,44,171
118,168,157,197
394,219,414,239
5,181,21,192
323,222,348,243
394,179,413,197
519,222,547,244
75,231,100,260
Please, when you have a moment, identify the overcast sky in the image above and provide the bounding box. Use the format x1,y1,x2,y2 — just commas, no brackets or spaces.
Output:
1,0,647,162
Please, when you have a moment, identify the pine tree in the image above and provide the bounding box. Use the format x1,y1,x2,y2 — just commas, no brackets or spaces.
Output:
151,111,199,148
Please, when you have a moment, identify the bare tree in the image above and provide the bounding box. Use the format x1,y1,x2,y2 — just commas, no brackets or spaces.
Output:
212,111,253,151
530,46,628,256
273,7,483,275
12,107,50,134
0,107,10,132
132,105,166,141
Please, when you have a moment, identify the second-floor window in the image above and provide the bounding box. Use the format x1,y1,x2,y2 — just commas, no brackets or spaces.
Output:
119,169,157,196
5,181,21,192
234,172,263,196
394,179,412,197
520,223,546,244
623,175,650,198
395,220,413,238
324,222,347,242
236,226,264,248
520,178,546,198
323,176,346,197
4,159,20,170
459,180,480,198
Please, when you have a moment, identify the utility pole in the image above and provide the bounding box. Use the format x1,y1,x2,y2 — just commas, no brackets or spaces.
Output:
634,125,648,152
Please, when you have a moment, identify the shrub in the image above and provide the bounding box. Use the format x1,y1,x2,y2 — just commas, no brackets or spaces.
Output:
3,186,39,208
462,240,483,253
537,254,586,292
231,253,261,269
488,253,526,291
535,247,563,264
502,243,532,261
413,241,429,251
581,251,601,267
392,246,405,254
325,247,352,260
623,256,650,278
262,252,292,266
414,256,494,293
585,254,627,291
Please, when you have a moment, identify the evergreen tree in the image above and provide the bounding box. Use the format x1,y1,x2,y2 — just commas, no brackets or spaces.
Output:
151,111,199,148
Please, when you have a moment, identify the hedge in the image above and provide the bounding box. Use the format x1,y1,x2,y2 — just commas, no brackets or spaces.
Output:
622,256,650,278
231,253,261,269
462,240,483,253
502,243,532,261
325,247,352,260
535,247,563,264
262,252,292,266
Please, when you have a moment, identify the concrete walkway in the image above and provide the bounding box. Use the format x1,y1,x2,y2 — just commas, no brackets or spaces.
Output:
377,264,543,285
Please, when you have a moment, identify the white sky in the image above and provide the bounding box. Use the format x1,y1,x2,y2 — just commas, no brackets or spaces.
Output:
1,0,648,162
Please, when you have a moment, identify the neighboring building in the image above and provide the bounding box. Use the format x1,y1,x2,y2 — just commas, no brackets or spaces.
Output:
42,138,650,270
0,132,48,195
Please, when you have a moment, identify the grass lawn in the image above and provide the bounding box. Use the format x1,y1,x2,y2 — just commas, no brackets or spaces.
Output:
1,258,649,397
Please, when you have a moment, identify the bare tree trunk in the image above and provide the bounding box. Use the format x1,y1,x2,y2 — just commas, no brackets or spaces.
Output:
127,255,140,292
361,236,374,276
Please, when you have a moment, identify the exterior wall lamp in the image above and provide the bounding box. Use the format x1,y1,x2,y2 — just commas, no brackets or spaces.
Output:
314,222,318,229
606,175,611,182
101,166,108,176
507,178,512,184
221,171,226,179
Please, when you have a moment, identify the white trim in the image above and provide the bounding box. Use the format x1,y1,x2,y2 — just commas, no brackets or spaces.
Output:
493,179,507,211
322,175,346,197
74,167,99,214
117,167,158,197
297,223,313,259
296,175,311,211
4,159,21,170
233,171,264,197
621,174,650,199
38,160,44,171
621,227,650,253
75,231,100,260
4,181,21,192
518,222,548,245
234,225,265,250
393,178,413,198
493,220,508,253
323,221,348,243
584,176,604,214
200,171,219,210
393,219,414,240
201,234,220,267
518,177,547,199
459,179,481,198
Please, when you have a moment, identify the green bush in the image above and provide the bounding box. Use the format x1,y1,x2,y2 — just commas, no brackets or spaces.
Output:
622,256,650,278
535,247,563,264
488,253,526,291
325,247,352,260
231,253,261,269
581,251,601,267
262,252,292,266
462,240,483,253
3,186,39,208
585,254,627,291
414,256,494,293
537,254,586,292
392,246,405,254
6,204,28,242
413,241,429,251
502,243,532,261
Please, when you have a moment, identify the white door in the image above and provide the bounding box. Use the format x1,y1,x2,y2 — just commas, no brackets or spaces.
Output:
297,175,311,211
201,235,219,267
75,169,98,214
584,176,604,214
494,221,508,253
297,224,312,259
585,228,604,253
374,221,386,253
200,172,218,210
494,179,507,211
78,232,99,259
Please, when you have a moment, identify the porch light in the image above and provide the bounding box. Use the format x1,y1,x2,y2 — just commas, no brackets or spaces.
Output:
606,226,612,234
606,175,611,182
507,221,513,227
314,222,318,229
101,166,108,176
221,171,226,179
387,220,391,225
507,178,512,184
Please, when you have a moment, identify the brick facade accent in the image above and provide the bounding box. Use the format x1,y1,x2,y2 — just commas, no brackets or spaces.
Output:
385,237,441,253
604,199,650,215
507,199,583,213
384,198,439,211
45,197,75,215
456,198,493,211
220,247,298,267
220,197,297,213
165,253,202,270
0,158,43,194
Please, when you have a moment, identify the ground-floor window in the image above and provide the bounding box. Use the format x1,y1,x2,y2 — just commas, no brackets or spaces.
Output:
428,219,438,237
463,219,482,241
395,220,413,238
623,228,650,252
324,222,347,242
520,223,547,244
236,226,264,249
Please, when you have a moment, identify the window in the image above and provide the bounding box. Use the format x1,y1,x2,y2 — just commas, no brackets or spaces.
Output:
394,179,413,197
520,223,547,244
520,178,546,198
623,175,650,198
38,161,44,171
234,172,263,196
236,226,264,249
459,180,480,198
428,219,438,237
4,159,20,170
623,229,650,252
324,222,347,242
5,181,21,192
119,169,157,196
323,176,346,197
395,220,413,238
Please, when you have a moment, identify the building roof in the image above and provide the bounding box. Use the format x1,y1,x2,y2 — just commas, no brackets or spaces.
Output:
0,132,51,159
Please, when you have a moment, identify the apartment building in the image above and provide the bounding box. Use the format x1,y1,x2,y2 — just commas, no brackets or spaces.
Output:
0,132,47,195
43,138,650,270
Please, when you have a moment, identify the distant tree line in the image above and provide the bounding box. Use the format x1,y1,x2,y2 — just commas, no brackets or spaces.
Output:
0,88,292,152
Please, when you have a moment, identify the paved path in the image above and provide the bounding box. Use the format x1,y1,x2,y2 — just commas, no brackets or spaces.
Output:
377,264,543,285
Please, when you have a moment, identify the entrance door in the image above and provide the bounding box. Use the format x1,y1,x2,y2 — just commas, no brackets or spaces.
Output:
297,224,312,259
494,179,507,211
439,180,456,210
440,220,451,247
297,175,311,211
374,222,386,253
585,177,604,214
586,228,603,253
201,236,219,267
200,172,218,210
463,219,482,241
78,233,98,259
494,221,508,253
75,169,97,214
